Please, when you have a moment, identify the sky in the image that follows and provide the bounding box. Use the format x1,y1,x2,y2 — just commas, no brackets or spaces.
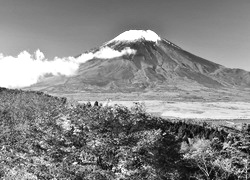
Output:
0,0,250,71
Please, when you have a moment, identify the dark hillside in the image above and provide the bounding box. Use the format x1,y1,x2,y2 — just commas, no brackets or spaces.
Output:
0,88,249,179
0,87,67,145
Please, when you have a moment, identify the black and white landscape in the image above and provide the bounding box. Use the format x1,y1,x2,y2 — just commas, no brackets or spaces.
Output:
0,1,249,179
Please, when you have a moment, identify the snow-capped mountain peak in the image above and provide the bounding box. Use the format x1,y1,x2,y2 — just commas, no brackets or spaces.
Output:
26,29,250,93
109,30,161,43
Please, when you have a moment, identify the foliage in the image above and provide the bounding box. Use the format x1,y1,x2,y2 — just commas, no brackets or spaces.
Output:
0,87,249,179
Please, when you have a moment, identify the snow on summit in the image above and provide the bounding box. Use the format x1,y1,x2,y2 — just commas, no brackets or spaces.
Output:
110,30,161,43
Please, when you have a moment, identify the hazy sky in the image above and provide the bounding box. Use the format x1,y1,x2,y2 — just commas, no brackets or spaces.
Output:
0,0,250,70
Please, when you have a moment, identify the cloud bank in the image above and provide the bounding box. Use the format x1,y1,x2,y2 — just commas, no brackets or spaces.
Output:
0,47,136,88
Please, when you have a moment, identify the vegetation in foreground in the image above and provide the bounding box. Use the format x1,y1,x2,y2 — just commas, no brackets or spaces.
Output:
0,87,249,180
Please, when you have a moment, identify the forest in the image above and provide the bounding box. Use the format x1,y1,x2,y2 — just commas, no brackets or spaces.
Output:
0,87,249,180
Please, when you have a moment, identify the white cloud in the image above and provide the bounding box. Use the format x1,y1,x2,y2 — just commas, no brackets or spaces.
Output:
94,47,136,59
77,46,136,61
0,47,136,88
0,50,78,88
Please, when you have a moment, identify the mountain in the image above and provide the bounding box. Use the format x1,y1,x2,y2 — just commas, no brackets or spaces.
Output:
27,30,250,94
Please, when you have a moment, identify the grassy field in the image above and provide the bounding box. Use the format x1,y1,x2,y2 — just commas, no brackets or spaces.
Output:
50,86,250,102
79,100,250,126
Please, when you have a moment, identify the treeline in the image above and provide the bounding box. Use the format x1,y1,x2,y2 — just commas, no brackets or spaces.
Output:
0,88,249,179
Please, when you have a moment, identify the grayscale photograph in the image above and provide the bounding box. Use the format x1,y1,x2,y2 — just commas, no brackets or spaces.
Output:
0,0,249,179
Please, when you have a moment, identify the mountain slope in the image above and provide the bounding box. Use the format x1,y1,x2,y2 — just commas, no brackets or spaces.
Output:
27,30,250,93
